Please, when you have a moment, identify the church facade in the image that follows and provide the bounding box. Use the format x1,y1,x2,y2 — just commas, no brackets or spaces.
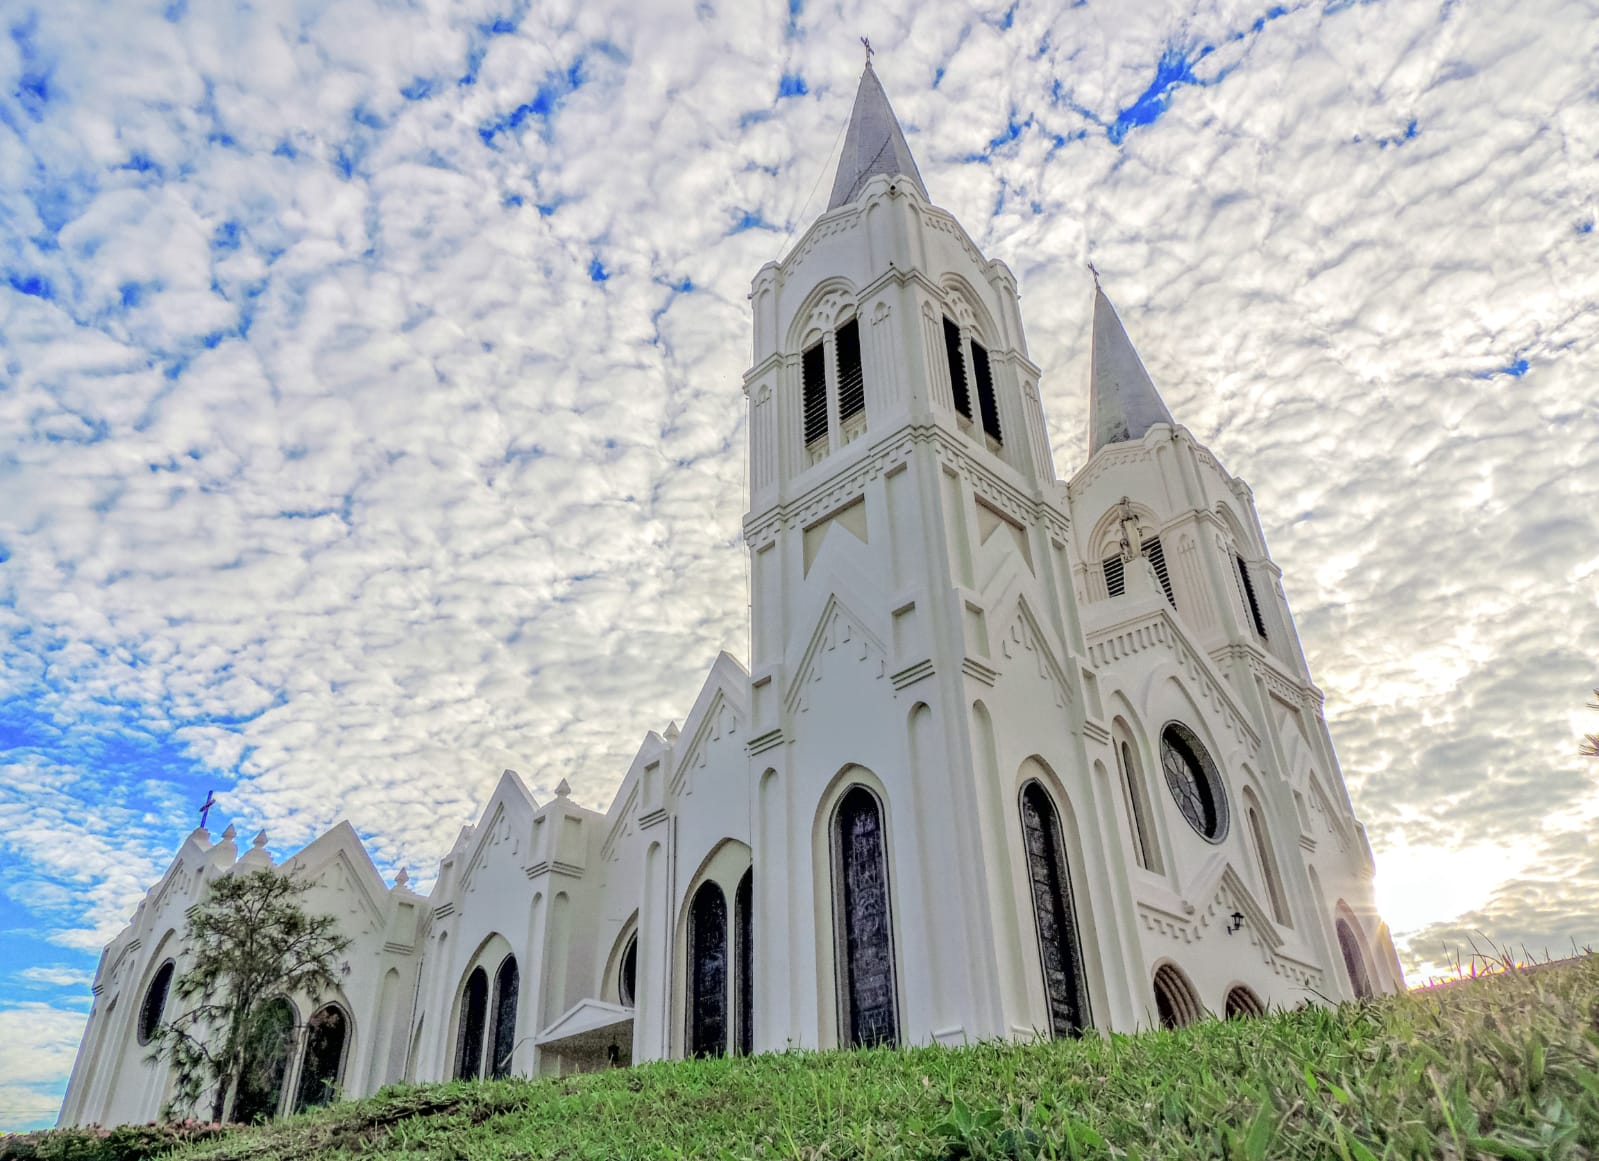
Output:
60,63,1403,1128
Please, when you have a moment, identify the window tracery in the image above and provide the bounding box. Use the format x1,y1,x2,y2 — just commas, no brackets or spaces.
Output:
1160,723,1228,841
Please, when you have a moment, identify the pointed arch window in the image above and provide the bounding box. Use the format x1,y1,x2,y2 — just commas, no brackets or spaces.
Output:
1019,781,1090,1036
942,316,1003,449
454,967,489,1080
832,786,899,1048
1336,918,1373,999
1247,807,1291,926
735,869,754,1056
1102,539,1174,607
293,1004,348,1112
231,997,296,1122
1115,739,1162,873
687,881,728,1057
489,955,519,1078
136,960,174,1046
800,316,868,464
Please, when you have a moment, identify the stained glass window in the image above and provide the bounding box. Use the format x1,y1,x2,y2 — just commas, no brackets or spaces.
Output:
1160,723,1228,841
687,882,728,1057
1019,782,1090,1036
489,955,518,1078
293,1004,348,1112
455,967,488,1080
833,787,898,1048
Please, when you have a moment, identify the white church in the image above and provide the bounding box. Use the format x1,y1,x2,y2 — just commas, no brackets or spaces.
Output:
60,62,1404,1128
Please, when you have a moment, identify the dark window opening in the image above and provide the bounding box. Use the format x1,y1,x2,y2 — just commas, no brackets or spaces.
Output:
1143,536,1175,607
971,340,1002,443
1152,964,1200,1029
802,342,828,446
293,1004,348,1112
1237,554,1268,638
1102,554,1125,598
232,998,295,1123
1160,723,1229,842
687,882,728,1058
137,961,174,1046
836,319,864,423
1337,919,1373,999
735,869,754,1056
1020,782,1090,1036
618,934,638,1007
1225,986,1266,1019
942,317,971,419
833,787,899,1048
455,967,489,1080
489,955,519,1078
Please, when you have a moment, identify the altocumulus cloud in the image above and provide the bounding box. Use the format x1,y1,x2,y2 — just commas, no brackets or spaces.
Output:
2,0,1598,1129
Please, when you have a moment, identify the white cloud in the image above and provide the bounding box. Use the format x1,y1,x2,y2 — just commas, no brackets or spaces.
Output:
1,0,1597,1127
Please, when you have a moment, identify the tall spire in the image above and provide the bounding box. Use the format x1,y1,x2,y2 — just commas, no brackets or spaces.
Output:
1087,284,1175,456
827,61,929,210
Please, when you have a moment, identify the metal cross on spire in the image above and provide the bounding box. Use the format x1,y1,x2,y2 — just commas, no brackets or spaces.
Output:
1086,260,1101,288
199,789,218,829
861,36,873,64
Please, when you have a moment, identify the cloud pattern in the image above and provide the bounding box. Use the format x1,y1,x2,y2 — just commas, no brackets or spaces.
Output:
2,0,1597,1129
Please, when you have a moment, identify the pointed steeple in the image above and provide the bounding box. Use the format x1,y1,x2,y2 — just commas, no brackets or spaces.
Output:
1088,285,1175,456
828,62,929,210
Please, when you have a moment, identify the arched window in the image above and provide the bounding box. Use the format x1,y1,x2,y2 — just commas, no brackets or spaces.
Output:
1224,986,1265,1019
1019,781,1090,1037
1336,918,1373,999
801,316,867,462
136,960,174,1045
231,998,296,1123
1247,806,1291,926
618,933,639,1007
831,786,899,1048
687,881,728,1057
454,967,489,1080
489,955,519,1078
735,869,753,1056
1115,738,1161,872
1160,723,1229,842
293,1004,348,1112
1152,963,1202,1029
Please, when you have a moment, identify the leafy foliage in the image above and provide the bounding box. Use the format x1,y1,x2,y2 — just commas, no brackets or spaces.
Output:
147,869,349,1124
0,1120,234,1161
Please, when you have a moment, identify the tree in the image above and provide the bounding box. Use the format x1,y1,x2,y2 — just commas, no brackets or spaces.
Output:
150,867,350,1123
1583,688,1599,759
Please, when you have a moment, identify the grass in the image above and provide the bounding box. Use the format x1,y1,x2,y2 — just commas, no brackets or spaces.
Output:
17,954,1599,1160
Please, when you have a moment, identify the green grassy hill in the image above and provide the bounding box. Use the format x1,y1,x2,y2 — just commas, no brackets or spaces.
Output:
12,956,1599,1160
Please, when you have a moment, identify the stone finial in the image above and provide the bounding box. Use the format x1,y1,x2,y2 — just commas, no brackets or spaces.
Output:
221,824,237,841
663,721,679,741
252,829,268,849
394,867,410,889
555,778,572,798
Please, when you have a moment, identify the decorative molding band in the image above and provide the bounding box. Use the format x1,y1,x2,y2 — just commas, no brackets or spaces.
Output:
637,807,668,830
432,902,456,920
961,657,998,685
746,728,785,756
1082,720,1111,745
891,659,935,689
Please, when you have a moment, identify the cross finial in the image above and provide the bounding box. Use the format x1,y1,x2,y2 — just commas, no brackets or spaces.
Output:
861,36,874,65
199,789,217,829
1086,260,1101,288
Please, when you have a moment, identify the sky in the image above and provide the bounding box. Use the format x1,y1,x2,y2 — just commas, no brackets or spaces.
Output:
2,0,1597,1132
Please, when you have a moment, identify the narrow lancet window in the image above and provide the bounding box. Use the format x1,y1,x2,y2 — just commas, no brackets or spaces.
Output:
293,1004,348,1112
833,786,899,1048
687,881,728,1057
836,319,864,424
489,955,519,1078
455,967,489,1080
618,934,638,1007
1117,740,1160,872
1248,808,1290,927
1019,782,1090,1036
735,869,754,1056
971,339,1002,443
1337,919,1373,999
942,316,972,419
1237,554,1268,638
802,342,828,448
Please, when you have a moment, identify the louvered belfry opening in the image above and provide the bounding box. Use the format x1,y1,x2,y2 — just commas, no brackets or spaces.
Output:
1236,554,1268,638
836,319,864,423
688,881,729,1057
1143,536,1176,607
1102,554,1125,598
971,339,1002,443
1019,782,1090,1037
802,342,828,448
942,316,972,418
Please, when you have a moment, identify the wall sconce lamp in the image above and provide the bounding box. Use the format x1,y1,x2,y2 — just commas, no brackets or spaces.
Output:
1227,911,1245,935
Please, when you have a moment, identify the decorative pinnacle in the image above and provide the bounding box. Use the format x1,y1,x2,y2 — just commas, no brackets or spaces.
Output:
555,778,572,798
394,867,410,889
221,823,237,841
252,829,268,850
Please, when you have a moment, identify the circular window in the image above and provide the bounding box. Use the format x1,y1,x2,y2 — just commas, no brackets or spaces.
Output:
1160,723,1228,841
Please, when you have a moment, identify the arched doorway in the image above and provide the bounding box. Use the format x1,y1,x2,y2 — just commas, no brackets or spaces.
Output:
231,998,296,1123
455,967,489,1080
1019,781,1091,1036
831,786,898,1048
687,881,728,1057
489,955,519,1077
293,1004,348,1112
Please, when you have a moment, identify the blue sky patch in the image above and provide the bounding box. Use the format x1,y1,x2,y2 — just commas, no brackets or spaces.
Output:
8,273,53,301
777,73,807,99
1107,43,1214,145
478,58,588,145
588,257,608,282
